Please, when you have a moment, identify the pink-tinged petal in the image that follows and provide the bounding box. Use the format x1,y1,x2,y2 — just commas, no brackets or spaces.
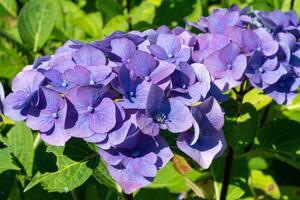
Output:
127,51,157,77
77,85,109,108
177,130,226,169
255,28,279,56
242,30,260,53
136,112,160,136
232,54,247,80
204,52,227,79
165,99,193,133
148,44,168,60
219,42,241,64
111,38,136,62
73,45,106,66
89,98,116,134
40,124,71,146
63,65,90,86
150,61,175,84
3,91,28,121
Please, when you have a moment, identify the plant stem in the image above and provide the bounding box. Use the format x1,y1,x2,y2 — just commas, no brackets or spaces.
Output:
33,134,41,150
220,81,247,199
290,0,295,10
220,146,234,200
123,193,133,200
126,0,132,31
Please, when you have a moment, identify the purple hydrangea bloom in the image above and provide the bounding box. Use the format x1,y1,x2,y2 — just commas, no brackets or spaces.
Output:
65,85,117,138
177,97,226,169
264,72,300,104
246,51,287,89
99,131,173,194
136,84,193,136
148,33,190,64
169,63,209,105
4,69,45,121
26,88,70,146
115,66,152,109
204,42,247,91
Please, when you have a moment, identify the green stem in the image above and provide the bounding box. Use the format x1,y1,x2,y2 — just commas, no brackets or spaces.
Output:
33,134,41,150
290,0,295,10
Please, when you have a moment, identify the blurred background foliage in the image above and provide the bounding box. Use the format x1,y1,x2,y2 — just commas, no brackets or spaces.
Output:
1,0,300,199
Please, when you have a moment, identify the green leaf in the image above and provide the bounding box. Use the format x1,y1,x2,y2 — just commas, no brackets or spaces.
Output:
0,37,27,79
18,0,59,51
249,170,280,199
248,157,268,170
130,1,156,29
252,119,300,170
95,0,123,23
149,162,203,193
0,0,17,17
0,148,20,174
102,15,129,36
93,159,119,192
24,139,98,193
6,122,34,176
223,100,259,151
280,185,300,200
72,12,103,38
243,88,272,111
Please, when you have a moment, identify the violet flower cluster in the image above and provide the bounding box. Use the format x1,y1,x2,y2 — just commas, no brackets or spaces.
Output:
2,4,300,194
190,5,300,104
3,27,226,193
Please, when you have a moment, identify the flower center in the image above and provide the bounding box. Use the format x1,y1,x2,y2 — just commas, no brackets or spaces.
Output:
61,80,68,87
154,112,167,123
227,64,232,70
87,106,95,113
132,150,140,157
167,53,173,58
90,80,95,85
258,67,265,73
182,84,187,89
52,112,59,119
145,76,151,82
